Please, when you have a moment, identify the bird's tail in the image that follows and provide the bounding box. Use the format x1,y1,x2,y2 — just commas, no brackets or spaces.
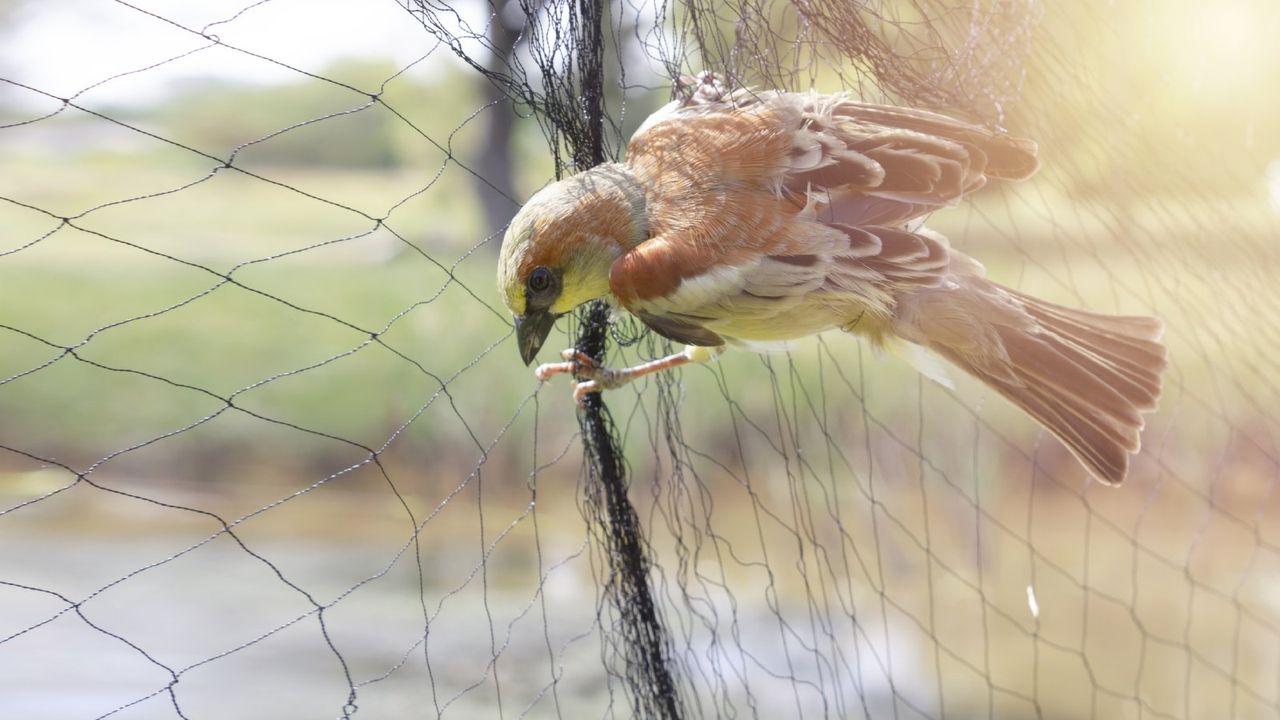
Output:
895,278,1167,485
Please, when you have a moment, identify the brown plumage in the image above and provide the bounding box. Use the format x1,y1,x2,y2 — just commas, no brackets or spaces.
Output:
498,74,1167,485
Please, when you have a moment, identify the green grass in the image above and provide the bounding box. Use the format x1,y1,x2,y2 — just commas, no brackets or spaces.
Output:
0,153,539,474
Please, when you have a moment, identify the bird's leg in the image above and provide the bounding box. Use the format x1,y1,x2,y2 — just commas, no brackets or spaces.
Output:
535,345,722,404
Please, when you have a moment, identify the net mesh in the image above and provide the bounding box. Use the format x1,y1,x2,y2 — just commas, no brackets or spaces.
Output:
2,0,1278,718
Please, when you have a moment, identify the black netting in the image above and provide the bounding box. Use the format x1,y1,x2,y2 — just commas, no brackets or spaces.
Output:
2,1,1278,718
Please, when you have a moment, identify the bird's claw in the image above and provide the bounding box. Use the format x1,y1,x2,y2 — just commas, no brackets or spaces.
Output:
535,349,630,405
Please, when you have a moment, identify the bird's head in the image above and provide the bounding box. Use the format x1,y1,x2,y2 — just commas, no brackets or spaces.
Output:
497,164,647,364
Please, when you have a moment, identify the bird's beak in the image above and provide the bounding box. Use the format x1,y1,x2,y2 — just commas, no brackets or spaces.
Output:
515,310,557,366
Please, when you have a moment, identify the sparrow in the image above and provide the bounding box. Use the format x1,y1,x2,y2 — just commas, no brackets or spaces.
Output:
497,74,1166,485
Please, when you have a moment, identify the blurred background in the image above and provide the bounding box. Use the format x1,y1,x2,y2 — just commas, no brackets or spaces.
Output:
1,0,1279,718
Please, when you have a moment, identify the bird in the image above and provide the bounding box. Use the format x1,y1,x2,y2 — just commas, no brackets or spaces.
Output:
496,73,1166,485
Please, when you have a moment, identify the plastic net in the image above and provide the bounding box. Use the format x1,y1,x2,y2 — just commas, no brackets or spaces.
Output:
2,0,1278,718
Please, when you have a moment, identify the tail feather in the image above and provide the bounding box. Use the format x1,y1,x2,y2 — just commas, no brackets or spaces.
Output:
1002,373,1134,483
905,280,1167,485
1007,288,1165,410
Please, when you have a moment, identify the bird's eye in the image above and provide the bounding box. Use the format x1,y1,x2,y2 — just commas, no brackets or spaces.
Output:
527,266,554,295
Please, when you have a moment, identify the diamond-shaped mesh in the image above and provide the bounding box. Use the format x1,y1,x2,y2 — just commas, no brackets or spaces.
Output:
2,1,1278,718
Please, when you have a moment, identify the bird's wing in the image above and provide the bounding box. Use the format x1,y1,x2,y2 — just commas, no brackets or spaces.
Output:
612,89,1037,344
628,88,1038,228
781,97,1037,228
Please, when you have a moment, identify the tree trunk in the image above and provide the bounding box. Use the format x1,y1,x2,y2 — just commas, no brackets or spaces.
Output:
474,3,523,245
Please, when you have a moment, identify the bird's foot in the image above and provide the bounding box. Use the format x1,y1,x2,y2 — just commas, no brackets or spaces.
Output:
535,350,632,405
535,347,703,405
675,71,728,105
